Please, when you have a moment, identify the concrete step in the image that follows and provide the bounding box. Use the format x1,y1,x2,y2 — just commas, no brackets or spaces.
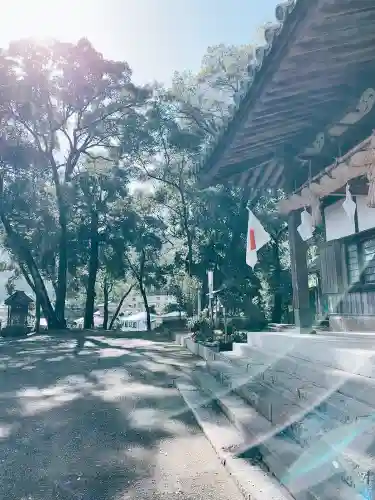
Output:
203,357,374,498
192,368,274,453
185,370,363,500
246,331,375,351
176,378,296,500
207,355,375,454
268,324,298,333
235,339,375,378
205,359,315,439
183,338,374,498
223,346,375,413
191,368,363,498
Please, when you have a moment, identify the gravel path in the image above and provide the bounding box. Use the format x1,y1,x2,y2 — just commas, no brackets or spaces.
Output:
0,334,243,500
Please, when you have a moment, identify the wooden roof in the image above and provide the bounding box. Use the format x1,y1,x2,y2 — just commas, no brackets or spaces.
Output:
198,0,375,199
5,290,33,306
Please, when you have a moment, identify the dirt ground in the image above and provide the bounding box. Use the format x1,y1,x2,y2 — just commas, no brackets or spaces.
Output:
0,334,243,500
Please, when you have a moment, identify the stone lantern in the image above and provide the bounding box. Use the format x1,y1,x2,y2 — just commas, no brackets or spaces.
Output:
2,290,33,337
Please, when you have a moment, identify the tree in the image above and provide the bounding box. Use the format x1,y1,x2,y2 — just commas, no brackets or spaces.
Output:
168,44,291,322
171,44,254,139
122,195,167,330
97,244,135,331
73,158,132,329
252,194,292,323
108,283,134,330
0,38,149,326
119,90,201,276
0,159,60,327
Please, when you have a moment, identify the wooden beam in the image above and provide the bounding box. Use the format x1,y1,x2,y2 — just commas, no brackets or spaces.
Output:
317,1,375,21
200,154,273,187
295,14,375,50
288,211,314,330
241,105,337,136
231,125,309,153
283,40,375,70
247,162,267,188
257,86,346,111
274,53,374,87
269,163,284,188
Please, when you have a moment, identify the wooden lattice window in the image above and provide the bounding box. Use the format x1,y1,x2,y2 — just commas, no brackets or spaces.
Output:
346,236,375,285
362,238,375,283
347,243,360,284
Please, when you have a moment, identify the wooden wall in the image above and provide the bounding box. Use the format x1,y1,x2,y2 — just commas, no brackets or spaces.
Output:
319,238,375,331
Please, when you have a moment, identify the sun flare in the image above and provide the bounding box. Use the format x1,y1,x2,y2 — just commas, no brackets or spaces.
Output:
2,0,98,48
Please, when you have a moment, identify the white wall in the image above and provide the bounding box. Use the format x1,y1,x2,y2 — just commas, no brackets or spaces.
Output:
356,195,375,232
324,195,375,242
324,199,355,241
123,290,177,314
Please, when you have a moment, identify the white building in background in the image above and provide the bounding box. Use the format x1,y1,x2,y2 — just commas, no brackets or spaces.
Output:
118,311,162,331
123,287,177,315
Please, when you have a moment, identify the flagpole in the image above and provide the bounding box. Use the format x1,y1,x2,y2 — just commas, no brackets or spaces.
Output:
207,270,214,328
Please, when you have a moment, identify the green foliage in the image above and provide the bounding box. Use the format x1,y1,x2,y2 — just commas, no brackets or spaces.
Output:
0,38,293,330
163,302,181,314
0,37,149,326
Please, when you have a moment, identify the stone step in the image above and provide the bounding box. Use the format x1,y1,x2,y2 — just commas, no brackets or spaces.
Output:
208,356,375,449
191,369,357,497
204,357,375,498
235,339,375,378
268,324,298,332
176,378,296,500
224,346,375,412
206,359,320,438
192,368,274,452
183,338,375,498
189,369,363,500
246,331,375,351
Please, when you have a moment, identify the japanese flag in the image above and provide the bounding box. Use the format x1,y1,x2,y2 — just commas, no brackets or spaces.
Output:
246,209,271,269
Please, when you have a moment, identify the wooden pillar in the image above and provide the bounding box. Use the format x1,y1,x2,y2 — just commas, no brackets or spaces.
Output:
288,210,314,331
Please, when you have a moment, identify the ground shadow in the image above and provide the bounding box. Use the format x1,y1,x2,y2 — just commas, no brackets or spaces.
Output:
0,333,202,500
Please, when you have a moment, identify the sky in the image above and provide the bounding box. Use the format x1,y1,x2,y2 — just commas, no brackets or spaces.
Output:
2,0,280,85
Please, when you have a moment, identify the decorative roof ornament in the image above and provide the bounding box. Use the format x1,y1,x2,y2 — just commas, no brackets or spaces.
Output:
276,0,297,22
342,184,357,223
264,23,282,45
357,88,375,117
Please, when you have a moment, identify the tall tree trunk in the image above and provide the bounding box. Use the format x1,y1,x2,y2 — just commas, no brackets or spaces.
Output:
271,241,283,324
102,276,109,330
55,217,68,327
108,284,134,330
0,211,59,328
271,292,283,324
140,285,151,331
35,295,41,333
51,161,70,328
84,210,99,329
179,187,194,276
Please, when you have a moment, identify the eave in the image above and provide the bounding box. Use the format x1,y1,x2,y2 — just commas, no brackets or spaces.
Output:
197,0,375,199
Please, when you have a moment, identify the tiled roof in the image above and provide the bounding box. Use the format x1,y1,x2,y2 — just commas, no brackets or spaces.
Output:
196,0,300,177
